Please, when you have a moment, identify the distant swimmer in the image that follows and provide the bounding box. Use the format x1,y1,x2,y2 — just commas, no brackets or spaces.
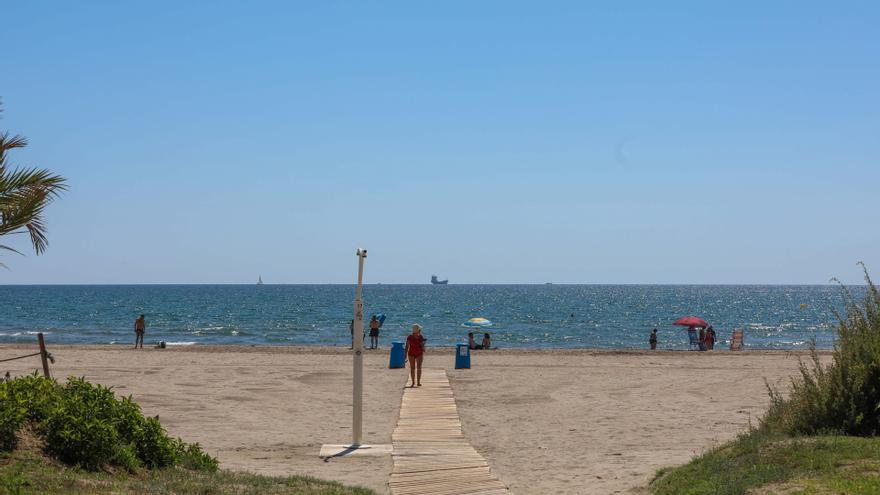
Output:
649,328,658,350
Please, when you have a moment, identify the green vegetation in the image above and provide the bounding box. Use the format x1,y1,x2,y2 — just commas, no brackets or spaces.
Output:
0,450,375,495
763,268,880,437
652,266,880,494
1,375,374,494
1,374,215,472
651,432,880,495
0,104,67,261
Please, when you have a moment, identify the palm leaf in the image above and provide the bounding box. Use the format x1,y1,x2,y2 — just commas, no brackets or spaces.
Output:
0,127,67,257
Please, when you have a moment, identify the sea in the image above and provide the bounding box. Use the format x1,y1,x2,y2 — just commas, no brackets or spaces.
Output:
0,285,863,350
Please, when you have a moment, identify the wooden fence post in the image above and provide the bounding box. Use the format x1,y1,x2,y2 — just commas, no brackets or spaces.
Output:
37,332,51,378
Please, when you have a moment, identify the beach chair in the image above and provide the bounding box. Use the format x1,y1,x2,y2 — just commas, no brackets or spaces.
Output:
687,328,701,350
730,329,744,351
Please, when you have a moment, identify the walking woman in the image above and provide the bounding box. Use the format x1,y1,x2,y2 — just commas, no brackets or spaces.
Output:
404,323,425,387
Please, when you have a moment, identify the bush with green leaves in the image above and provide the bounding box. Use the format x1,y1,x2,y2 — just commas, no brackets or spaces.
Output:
178,441,220,472
0,373,62,450
0,393,25,451
132,416,179,468
0,373,218,472
42,378,123,469
764,265,880,436
4,373,59,423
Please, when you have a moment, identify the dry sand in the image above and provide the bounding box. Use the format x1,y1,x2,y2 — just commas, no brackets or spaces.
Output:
1,344,819,494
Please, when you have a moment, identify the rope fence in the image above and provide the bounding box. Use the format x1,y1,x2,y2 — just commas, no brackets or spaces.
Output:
0,352,42,363
1,332,53,378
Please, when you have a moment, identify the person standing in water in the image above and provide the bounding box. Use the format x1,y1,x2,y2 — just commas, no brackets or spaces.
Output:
649,328,658,350
369,315,380,349
404,324,425,387
134,314,145,349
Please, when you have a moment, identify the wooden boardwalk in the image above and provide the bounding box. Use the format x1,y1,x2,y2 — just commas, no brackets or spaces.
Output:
389,369,510,495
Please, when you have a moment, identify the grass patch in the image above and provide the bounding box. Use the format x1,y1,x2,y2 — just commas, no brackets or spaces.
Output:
0,450,376,495
651,432,880,495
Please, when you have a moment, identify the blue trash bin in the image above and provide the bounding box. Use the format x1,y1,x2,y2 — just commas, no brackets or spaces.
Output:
455,343,470,369
389,341,406,368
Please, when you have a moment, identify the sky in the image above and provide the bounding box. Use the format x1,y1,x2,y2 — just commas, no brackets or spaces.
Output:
1,1,878,284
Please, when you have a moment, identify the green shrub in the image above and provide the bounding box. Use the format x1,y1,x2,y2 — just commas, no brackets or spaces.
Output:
4,373,59,422
0,373,57,450
764,264,880,436
133,416,178,468
0,398,25,451
111,443,142,472
178,441,220,472
0,374,219,472
113,395,146,442
43,389,120,468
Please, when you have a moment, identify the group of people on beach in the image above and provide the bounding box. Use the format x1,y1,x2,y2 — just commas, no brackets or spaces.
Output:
648,326,717,350
697,326,717,351
467,332,492,350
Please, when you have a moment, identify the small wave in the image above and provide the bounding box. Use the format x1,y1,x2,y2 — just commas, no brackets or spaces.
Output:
166,341,196,346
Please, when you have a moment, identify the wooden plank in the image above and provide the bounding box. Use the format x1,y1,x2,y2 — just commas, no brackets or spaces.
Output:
390,369,510,494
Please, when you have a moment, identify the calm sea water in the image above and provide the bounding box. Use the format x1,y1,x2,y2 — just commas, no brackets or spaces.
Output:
0,285,861,350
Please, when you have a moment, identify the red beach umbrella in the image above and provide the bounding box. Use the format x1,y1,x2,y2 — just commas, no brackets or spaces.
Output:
673,316,708,328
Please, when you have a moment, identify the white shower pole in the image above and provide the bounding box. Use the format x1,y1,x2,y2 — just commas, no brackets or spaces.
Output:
352,248,367,445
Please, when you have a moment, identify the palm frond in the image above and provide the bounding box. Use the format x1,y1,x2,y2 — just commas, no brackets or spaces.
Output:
0,132,28,168
0,127,67,256
0,166,67,197
0,182,57,254
0,244,24,256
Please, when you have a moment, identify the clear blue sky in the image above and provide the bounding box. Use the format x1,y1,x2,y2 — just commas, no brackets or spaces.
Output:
2,1,878,284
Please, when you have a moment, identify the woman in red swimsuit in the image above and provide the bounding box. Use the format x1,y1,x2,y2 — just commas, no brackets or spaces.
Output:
404,324,425,387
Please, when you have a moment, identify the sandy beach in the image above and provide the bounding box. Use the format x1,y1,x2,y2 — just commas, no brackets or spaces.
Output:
1,344,821,494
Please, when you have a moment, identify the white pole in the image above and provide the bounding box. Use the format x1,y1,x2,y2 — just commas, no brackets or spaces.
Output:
352,248,367,446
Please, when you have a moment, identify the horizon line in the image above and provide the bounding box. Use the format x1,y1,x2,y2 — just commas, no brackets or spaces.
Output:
0,282,863,287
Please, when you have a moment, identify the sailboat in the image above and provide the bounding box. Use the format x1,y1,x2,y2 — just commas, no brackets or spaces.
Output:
257,276,263,285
